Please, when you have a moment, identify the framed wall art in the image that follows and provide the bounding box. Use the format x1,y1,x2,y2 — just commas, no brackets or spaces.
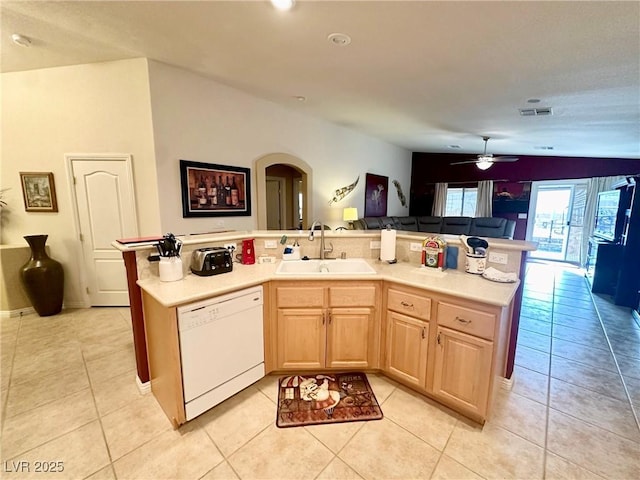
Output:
364,173,388,217
20,172,58,212
180,160,251,217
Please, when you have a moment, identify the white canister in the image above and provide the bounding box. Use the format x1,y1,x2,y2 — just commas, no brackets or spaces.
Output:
159,256,183,282
465,253,486,275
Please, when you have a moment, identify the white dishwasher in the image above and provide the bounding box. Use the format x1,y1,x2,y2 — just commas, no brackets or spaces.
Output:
177,285,264,421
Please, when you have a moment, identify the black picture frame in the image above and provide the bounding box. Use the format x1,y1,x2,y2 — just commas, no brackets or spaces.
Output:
180,160,251,217
364,173,388,217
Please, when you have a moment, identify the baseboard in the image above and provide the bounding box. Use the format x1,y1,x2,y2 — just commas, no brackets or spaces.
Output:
136,375,151,394
499,375,514,391
0,307,36,319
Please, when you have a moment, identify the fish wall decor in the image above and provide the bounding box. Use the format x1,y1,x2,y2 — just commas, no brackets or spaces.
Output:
392,179,407,207
328,176,359,205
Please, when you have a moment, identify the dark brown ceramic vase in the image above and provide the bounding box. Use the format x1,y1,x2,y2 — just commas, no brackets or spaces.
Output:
20,234,64,316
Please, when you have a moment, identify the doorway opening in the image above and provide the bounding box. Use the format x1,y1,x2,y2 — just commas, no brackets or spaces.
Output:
255,154,312,230
526,180,588,263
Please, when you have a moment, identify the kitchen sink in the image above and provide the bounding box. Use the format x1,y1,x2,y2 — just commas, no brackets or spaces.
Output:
275,258,377,275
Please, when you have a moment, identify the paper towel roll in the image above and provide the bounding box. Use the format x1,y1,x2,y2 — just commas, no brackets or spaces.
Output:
380,228,397,261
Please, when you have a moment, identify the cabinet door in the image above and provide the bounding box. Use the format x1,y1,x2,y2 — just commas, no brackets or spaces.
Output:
433,327,492,418
385,311,428,388
277,308,325,370
326,308,373,369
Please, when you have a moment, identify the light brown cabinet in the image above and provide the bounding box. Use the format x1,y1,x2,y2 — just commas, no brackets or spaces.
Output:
382,283,510,422
384,286,432,388
271,281,380,370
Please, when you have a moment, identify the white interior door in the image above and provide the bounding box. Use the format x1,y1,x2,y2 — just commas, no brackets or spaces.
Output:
69,155,138,306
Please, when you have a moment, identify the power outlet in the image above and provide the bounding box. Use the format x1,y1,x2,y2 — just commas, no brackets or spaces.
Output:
264,240,278,249
410,242,423,252
488,252,508,265
224,243,236,252
370,240,381,249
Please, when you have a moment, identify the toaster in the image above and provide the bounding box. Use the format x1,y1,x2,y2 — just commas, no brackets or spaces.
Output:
190,247,233,276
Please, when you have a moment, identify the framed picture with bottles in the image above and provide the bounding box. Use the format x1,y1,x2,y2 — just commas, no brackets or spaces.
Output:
180,160,251,217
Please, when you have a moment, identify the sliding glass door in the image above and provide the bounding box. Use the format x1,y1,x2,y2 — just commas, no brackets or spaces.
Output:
526,180,588,263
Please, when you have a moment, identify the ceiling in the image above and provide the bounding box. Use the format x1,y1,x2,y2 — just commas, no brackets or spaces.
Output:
2,1,639,159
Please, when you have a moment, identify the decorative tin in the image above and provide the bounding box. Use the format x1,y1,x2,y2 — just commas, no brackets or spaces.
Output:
421,236,447,270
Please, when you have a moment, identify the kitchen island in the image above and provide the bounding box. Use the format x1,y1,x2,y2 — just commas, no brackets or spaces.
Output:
114,230,535,426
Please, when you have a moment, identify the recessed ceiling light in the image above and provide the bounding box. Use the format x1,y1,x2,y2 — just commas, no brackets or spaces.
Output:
327,33,351,46
527,98,541,104
293,95,306,102
271,0,295,11
11,33,31,47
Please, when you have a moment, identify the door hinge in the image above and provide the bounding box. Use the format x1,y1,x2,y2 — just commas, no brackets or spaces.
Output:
73,176,77,185
79,233,84,242
86,287,90,294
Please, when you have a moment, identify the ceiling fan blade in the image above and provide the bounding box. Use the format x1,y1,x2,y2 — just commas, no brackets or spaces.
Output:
450,160,483,166
492,156,519,162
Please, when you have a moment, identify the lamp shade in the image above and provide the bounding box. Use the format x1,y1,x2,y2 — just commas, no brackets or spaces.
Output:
343,207,359,221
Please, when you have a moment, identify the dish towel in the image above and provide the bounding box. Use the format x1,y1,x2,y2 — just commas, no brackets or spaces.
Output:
482,267,518,283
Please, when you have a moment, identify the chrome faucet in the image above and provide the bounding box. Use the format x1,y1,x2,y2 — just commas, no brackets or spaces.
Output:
309,220,333,260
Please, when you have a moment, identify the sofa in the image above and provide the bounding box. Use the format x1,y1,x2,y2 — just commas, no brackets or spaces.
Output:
353,216,516,239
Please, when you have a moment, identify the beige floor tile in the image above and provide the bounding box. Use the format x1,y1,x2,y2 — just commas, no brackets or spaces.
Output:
366,373,398,404
512,365,549,405
338,418,440,479
444,421,544,479
550,355,628,402
254,374,279,403
85,345,136,385
10,343,85,382
1,388,97,459
517,329,551,353
431,454,483,480
114,422,223,480
624,375,640,415
381,386,458,451
4,421,110,479
305,420,366,454
616,353,640,380
229,424,333,479
101,394,172,460
549,379,640,442
85,465,117,480
4,363,90,418
490,390,547,447
92,369,143,417
200,460,239,480
544,452,605,480
80,330,134,362
551,324,609,351
198,385,275,457
515,345,550,375
551,339,618,373
317,457,364,480
547,409,640,479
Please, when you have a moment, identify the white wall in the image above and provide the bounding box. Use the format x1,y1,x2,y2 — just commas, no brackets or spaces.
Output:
147,61,412,233
1,59,160,307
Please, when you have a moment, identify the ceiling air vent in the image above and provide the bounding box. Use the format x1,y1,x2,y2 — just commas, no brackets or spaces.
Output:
519,107,553,116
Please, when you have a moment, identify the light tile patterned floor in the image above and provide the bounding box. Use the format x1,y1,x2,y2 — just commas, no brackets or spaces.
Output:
2,261,639,479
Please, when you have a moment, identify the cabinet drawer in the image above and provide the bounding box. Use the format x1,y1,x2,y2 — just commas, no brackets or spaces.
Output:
437,302,495,340
276,287,324,308
329,286,376,307
387,289,431,321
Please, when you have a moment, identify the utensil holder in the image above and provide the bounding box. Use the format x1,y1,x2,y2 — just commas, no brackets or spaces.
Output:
465,253,486,275
159,256,183,282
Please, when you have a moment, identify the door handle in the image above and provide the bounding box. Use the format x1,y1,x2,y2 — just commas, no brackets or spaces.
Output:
421,327,426,339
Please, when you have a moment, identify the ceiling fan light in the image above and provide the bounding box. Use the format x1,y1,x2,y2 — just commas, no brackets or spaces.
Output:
476,159,493,170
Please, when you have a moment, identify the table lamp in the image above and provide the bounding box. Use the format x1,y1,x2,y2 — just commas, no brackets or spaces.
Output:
343,207,359,229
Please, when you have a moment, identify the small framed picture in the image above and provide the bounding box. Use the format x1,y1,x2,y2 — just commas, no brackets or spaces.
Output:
180,160,251,217
20,172,58,212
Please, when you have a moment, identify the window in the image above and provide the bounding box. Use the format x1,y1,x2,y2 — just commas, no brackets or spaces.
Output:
446,188,477,216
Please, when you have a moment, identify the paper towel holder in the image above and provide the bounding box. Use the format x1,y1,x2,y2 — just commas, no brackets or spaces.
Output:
379,225,397,263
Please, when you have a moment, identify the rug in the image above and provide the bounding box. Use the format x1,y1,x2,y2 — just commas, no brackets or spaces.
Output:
276,371,383,428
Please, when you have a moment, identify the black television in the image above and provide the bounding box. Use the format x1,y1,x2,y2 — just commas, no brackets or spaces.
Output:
593,190,621,242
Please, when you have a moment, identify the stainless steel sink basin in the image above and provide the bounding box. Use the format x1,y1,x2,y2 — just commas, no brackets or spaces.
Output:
275,258,376,275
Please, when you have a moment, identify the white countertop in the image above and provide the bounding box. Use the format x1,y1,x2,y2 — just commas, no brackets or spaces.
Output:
138,258,520,309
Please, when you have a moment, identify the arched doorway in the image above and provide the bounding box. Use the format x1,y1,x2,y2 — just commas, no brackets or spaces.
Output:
255,153,312,230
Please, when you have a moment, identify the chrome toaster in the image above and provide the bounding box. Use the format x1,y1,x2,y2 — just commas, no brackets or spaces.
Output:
190,247,233,276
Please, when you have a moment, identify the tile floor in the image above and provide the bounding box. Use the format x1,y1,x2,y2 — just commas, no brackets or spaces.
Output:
1,261,639,479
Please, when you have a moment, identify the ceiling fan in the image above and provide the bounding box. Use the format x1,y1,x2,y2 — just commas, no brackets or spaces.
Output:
450,136,519,170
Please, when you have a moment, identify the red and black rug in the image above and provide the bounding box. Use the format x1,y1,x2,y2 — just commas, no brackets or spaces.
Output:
276,371,383,428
